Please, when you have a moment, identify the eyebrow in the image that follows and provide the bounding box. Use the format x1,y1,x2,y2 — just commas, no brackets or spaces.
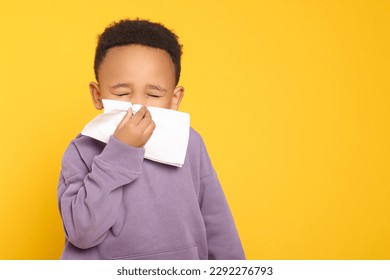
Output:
109,82,132,89
146,84,167,92
109,83,167,92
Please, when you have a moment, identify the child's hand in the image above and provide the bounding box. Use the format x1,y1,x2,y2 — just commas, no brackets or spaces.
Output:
113,106,156,148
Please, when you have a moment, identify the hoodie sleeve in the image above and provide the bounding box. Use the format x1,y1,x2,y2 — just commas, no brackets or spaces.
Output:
57,135,144,249
198,138,246,260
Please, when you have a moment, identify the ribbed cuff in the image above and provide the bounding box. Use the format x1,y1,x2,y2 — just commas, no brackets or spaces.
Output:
97,135,145,174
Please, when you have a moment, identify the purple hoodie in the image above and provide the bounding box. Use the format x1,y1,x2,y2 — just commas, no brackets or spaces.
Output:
57,128,245,259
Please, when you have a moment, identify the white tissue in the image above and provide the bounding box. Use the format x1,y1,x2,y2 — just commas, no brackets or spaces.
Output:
81,99,190,167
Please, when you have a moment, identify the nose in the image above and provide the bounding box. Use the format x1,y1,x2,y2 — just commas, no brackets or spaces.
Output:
130,94,146,106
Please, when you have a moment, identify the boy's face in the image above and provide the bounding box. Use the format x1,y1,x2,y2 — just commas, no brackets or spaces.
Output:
89,44,184,111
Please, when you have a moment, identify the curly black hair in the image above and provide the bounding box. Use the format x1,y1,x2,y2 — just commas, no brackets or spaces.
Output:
94,19,183,84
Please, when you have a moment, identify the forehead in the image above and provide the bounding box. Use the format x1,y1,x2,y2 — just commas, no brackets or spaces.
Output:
98,44,175,84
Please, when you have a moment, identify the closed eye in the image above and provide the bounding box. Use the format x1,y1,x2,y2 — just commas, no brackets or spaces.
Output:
147,94,162,98
115,93,130,96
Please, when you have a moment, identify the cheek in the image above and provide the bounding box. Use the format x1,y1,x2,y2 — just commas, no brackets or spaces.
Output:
146,95,173,109
100,90,122,101
146,98,171,109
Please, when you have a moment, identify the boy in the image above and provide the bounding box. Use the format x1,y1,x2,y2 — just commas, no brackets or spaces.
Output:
57,19,245,260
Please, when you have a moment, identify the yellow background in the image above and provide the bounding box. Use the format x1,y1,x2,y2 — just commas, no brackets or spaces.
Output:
0,0,389,259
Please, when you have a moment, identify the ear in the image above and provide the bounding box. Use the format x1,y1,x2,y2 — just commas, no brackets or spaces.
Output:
89,82,104,110
170,86,184,110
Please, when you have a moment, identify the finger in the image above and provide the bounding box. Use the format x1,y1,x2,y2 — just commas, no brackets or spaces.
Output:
138,108,153,131
143,120,156,141
116,107,133,128
131,106,147,125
